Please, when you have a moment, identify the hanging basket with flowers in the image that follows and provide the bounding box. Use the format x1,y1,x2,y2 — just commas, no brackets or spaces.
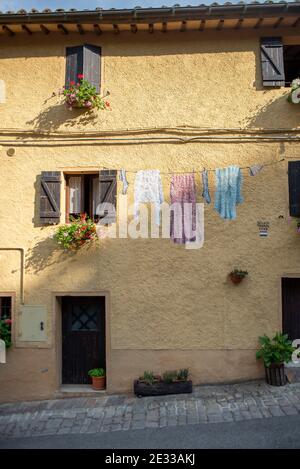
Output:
54,214,98,250
60,74,110,111
0,318,12,348
287,78,300,104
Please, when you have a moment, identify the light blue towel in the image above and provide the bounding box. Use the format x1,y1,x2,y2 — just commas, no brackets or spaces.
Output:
214,166,243,220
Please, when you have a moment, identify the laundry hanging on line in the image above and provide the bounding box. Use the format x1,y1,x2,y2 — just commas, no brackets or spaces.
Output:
134,170,164,226
249,164,264,177
214,166,243,220
201,169,211,204
119,169,129,194
170,173,197,245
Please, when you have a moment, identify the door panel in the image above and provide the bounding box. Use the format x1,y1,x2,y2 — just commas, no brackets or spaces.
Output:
62,296,105,384
282,278,300,342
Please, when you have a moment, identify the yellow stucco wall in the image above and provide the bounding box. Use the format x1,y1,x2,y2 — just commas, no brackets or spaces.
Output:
1,29,300,402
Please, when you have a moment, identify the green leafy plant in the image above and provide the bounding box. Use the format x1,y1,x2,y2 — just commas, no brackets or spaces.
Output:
0,318,12,348
88,368,105,377
287,78,300,104
256,332,296,368
176,368,189,381
60,75,110,111
54,213,98,250
140,371,156,385
162,370,177,384
230,269,248,278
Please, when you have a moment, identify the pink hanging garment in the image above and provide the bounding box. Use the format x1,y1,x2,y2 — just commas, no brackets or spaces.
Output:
170,174,196,244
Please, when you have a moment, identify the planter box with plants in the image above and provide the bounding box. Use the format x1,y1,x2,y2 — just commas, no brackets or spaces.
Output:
256,332,296,386
134,369,192,397
287,78,300,105
0,318,12,349
54,213,98,251
59,75,110,111
229,269,248,285
88,368,106,390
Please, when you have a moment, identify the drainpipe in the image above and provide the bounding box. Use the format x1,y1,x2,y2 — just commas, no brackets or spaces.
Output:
0,248,25,304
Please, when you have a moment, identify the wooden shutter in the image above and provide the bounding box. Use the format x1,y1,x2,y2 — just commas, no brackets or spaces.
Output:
288,161,300,217
83,45,101,93
65,46,83,88
40,172,61,224
99,170,117,224
260,37,285,87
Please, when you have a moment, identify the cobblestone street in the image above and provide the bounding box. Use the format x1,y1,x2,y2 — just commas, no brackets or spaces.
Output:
1,380,300,439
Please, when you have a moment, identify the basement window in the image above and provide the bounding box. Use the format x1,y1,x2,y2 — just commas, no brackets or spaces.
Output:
283,45,300,87
0,297,11,320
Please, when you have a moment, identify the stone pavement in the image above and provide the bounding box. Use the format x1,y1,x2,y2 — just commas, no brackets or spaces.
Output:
1,380,300,439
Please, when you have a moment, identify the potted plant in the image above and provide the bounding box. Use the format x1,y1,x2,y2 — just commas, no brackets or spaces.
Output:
229,269,248,285
60,75,110,111
256,332,295,386
54,213,98,250
287,78,300,104
134,368,192,397
0,318,12,348
88,368,106,390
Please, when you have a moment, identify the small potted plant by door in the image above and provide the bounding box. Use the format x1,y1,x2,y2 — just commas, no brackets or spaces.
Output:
229,269,248,285
256,332,295,386
134,368,192,397
88,368,106,390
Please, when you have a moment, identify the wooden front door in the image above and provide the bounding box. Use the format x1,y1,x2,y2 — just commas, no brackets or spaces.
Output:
62,296,105,384
282,278,300,341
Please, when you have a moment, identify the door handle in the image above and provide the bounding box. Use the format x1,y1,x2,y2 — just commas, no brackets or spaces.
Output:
40,321,44,331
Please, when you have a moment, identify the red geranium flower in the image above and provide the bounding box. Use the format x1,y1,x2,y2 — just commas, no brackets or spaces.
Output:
4,319,12,325
105,101,110,107
77,74,84,79
70,81,75,86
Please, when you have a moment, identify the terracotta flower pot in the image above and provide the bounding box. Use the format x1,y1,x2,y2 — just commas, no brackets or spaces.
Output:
91,376,106,390
229,273,243,285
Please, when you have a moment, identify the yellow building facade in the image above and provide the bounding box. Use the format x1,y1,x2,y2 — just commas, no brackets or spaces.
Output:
1,4,300,402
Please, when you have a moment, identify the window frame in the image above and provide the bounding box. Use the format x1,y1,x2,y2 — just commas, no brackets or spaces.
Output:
65,172,99,223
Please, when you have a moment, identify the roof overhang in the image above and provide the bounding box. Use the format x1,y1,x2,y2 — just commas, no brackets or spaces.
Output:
0,3,300,36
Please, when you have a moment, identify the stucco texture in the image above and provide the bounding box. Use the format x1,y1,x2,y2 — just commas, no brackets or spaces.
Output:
0,29,300,401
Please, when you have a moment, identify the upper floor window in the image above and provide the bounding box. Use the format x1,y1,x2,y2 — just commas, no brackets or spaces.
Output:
65,171,117,224
283,45,300,88
66,173,100,222
261,37,300,88
66,44,101,93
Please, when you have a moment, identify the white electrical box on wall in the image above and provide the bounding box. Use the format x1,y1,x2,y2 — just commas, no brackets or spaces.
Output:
19,305,47,342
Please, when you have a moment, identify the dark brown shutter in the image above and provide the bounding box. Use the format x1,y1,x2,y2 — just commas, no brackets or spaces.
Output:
65,45,101,92
260,37,285,87
288,161,300,217
40,172,61,224
99,170,117,224
83,45,101,93
65,46,83,88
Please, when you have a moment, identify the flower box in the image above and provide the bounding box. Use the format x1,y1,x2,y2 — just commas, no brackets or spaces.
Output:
59,75,110,111
134,379,193,397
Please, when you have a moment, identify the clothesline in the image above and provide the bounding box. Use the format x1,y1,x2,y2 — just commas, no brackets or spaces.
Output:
102,158,285,175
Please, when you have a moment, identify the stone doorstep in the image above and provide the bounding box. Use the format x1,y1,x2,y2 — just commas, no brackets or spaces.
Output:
54,385,107,399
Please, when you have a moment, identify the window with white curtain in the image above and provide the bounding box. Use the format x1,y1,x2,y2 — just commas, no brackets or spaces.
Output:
66,174,100,222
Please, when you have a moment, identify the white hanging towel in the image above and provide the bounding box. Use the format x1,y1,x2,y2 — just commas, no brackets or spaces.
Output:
134,170,164,225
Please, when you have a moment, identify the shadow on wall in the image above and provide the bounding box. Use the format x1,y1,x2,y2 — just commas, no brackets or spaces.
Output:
25,233,104,274
242,93,300,129
25,237,62,274
26,98,99,132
